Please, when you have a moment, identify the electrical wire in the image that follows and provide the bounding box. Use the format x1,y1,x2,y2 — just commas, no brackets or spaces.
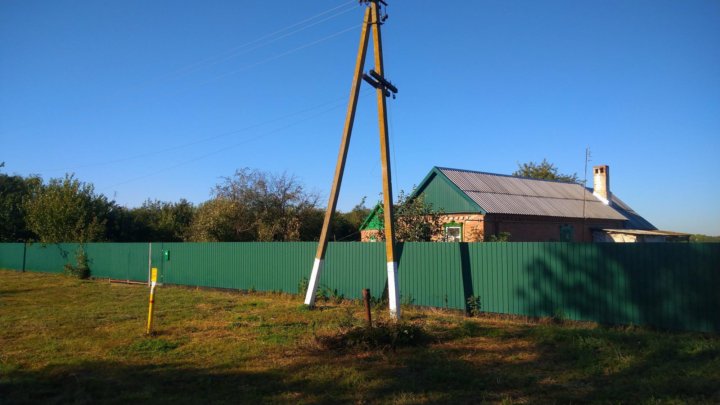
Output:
188,24,361,88
152,2,359,82
40,94,352,173
1,1,361,139
103,91,373,191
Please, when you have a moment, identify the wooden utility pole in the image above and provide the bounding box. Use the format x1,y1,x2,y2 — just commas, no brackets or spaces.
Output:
304,0,401,320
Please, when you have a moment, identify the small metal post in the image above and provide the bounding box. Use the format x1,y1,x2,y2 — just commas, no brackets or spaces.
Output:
146,267,158,335
362,288,373,327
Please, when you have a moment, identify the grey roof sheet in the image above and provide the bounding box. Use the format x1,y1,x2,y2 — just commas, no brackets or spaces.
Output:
438,167,628,221
607,194,657,230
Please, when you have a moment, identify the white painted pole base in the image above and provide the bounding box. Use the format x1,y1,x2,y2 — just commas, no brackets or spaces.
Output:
304,258,324,306
387,261,400,320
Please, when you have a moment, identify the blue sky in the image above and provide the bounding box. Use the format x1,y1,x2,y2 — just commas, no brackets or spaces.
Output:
1,0,719,235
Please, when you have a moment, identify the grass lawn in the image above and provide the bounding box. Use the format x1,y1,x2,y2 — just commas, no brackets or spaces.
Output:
1,269,719,404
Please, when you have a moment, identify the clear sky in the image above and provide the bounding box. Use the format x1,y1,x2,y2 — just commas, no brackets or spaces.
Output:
1,0,719,235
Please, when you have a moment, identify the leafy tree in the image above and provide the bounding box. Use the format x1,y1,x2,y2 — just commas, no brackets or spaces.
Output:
690,234,720,243
0,167,41,242
513,159,579,183
377,191,445,242
188,198,246,242
329,198,371,241
189,168,320,241
24,174,114,243
129,199,195,241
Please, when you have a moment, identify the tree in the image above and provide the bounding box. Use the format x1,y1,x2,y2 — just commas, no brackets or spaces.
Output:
188,198,246,242
377,191,445,242
24,174,114,243
513,159,579,183
0,167,41,242
128,199,195,241
189,168,320,242
328,198,371,241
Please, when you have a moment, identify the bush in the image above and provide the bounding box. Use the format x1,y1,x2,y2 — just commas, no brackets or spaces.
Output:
315,321,430,352
466,295,482,317
64,247,90,279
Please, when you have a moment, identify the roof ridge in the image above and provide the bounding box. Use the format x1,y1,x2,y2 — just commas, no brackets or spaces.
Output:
436,166,580,185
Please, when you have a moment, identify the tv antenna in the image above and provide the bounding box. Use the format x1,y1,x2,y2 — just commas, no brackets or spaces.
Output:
304,0,402,319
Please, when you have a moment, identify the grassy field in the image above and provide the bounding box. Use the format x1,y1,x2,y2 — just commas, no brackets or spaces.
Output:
1,269,719,404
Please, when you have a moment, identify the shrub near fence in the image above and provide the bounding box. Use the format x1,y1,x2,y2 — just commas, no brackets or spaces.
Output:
1,242,718,332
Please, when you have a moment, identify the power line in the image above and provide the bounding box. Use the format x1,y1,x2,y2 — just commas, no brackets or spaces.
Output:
146,2,359,83
1,1,360,139
188,24,361,89
40,94,353,173
103,91,373,191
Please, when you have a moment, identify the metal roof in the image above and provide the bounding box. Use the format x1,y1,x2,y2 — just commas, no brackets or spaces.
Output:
437,167,628,221
607,194,657,230
600,229,689,236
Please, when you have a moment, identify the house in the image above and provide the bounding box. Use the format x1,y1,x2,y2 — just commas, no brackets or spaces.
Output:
360,165,685,242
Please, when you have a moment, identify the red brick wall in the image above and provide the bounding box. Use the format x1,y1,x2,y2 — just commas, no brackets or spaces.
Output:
361,213,625,242
484,214,625,242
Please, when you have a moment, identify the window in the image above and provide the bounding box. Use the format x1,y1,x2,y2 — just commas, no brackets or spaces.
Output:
444,222,463,242
560,224,574,242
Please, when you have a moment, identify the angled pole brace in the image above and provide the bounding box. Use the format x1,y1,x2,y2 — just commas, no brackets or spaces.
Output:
305,0,401,320
304,6,372,308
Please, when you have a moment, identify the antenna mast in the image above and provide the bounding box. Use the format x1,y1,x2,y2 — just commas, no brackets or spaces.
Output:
582,147,591,240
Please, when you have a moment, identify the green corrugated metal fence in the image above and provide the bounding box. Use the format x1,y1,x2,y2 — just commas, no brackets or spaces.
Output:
1,242,718,332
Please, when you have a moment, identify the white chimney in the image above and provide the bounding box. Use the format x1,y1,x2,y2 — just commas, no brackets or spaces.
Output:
593,165,611,205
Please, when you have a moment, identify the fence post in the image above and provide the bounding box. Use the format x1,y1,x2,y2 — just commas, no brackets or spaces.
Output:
362,288,372,328
21,242,27,272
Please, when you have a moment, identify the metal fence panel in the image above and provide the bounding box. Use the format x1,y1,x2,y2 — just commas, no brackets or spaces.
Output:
0,243,25,270
1,242,718,332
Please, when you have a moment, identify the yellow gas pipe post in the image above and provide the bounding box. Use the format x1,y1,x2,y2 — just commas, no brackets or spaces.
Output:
146,267,158,335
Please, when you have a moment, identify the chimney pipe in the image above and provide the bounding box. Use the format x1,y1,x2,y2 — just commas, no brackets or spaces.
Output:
593,165,611,205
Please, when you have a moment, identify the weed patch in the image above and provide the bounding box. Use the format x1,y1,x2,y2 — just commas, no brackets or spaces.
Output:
315,322,431,352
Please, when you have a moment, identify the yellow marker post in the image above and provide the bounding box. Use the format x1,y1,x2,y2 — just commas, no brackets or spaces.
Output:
146,267,158,335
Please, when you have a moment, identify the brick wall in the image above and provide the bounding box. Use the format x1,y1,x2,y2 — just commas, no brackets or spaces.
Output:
484,214,625,242
361,213,626,242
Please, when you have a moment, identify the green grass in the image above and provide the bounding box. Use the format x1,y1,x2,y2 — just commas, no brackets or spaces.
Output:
1,269,719,404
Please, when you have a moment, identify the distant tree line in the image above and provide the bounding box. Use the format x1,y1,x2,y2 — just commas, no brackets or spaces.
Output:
0,165,370,243
2,159,633,244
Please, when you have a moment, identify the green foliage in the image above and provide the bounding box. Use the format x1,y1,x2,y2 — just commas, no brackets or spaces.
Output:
331,197,371,241
297,276,309,296
190,168,320,242
486,232,511,242
63,246,90,279
188,198,243,242
127,199,195,242
552,308,568,324
376,190,445,242
0,168,41,242
690,234,720,243
466,295,482,316
314,285,344,304
316,321,430,352
24,174,114,243
513,159,579,183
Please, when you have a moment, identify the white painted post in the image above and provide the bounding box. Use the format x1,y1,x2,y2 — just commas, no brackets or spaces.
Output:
304,258,324,306
387,261,400,319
